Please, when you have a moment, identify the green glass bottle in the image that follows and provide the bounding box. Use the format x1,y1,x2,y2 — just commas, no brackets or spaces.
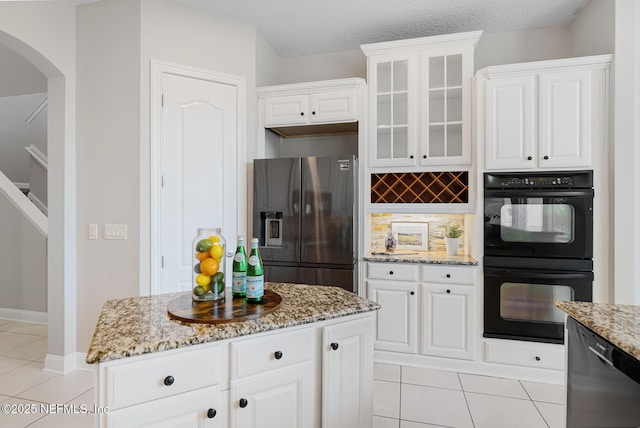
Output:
246,237,264,303
232,236,248,298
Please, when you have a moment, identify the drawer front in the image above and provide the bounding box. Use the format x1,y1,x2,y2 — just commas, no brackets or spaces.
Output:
368,262,419,282
104,345,222,410
231,328,315,379
484,340,564,370
421,265,476,285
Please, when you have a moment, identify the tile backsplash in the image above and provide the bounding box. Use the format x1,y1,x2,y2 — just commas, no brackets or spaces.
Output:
370,213,466,252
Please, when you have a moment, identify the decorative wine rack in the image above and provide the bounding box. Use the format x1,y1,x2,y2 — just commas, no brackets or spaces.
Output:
371,171,469,204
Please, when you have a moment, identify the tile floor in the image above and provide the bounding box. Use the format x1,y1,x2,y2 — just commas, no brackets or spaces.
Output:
0,320,567,428
374,363,566,428
0,319,95,428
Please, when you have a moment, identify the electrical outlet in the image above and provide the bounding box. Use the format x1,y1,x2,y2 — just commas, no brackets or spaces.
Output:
104,224,127,240
88,224,98,240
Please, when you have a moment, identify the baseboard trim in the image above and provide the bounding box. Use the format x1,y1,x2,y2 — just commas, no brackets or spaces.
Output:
44,352,95,374
0,308,47,324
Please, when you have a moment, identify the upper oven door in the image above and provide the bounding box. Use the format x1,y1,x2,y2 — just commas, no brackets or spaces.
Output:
484,189,593,259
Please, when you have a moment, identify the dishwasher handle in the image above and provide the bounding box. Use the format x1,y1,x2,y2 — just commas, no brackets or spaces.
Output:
588,346,613,366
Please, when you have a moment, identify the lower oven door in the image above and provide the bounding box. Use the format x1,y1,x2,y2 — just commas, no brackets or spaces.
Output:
484,263,593,343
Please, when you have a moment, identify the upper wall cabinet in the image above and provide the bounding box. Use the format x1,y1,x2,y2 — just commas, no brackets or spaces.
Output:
258,78,364,129
478,55,612,171
361,31,482,168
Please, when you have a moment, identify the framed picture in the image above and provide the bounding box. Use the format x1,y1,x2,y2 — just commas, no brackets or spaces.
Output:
391,222,429,251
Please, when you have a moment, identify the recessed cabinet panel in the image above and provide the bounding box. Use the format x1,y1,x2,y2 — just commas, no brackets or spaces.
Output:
484,75,536,170
538,70,592,168
367,280,417,353
264,95,308,127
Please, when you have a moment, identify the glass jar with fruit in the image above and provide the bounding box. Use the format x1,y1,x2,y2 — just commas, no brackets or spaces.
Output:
192,228,226,302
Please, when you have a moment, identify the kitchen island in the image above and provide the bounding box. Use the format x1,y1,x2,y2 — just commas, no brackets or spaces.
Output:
556,301,640,427
87,282,379,428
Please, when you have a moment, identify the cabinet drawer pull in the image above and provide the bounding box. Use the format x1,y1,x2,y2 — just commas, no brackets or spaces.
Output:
274,351,283,360
527,156,532,161
410,291,415,296
207,408,217,419
409,155,414,159
330,342,339,351
163,376,174,386
543,155,549,160
446,274,451,278
446,289,451,294
239,398,248,408
535,356,541,361
389,271,394,275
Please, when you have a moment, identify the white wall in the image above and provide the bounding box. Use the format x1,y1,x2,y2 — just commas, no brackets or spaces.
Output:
475,26,571,71
0,92,46,183
75,0,141,353
277,49,366,84
568,0,615,57
75,0,260,352
256,31,280,88
0,43,46,96
0,1,77,362
0,192,46,313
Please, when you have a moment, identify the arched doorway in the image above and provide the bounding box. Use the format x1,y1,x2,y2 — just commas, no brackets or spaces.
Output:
0,30,76,373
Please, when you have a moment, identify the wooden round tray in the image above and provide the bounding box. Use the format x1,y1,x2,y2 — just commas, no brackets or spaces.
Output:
167,289,282,324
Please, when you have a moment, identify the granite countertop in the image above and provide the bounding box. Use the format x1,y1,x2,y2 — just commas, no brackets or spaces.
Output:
86,282,380,364
556,301,640,361
364,250,479,266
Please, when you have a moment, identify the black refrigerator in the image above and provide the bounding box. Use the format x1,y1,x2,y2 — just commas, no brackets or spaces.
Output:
253,156,358,293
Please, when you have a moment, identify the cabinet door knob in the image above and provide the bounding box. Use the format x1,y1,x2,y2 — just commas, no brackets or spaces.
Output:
535,356,541,361
330,342,339,351
446,289,451,294
389,271,394,275
300,112,304,116
409,155,414,159
410,291,415,296
446,274,451,278
274,351,283,360
312,111,316,115
239,398,248,408
527,156,532,161
423,155,427,159
543,155,549,160
207,408,217,419
163,376,174,386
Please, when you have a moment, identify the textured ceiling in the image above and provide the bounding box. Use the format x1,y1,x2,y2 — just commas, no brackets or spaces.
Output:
173,0,589,57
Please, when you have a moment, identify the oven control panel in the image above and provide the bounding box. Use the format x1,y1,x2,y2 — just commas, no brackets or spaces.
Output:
499,176,575,187
484,171,593,189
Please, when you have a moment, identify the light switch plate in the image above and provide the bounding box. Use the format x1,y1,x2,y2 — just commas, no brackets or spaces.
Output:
104,224,127,240
88,224,98,240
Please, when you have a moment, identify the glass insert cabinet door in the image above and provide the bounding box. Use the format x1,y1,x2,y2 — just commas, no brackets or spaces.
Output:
369,53,417,166
421,50,471,165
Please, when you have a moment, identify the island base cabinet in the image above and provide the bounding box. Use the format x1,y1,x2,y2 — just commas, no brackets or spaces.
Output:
103,387,227,428
322,317,374,428
230,361,317,428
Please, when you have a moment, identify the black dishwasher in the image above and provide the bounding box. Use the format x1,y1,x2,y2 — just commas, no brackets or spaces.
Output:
567,317,640,428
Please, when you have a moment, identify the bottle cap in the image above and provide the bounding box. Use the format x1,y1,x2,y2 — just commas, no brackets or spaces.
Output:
238,236,244,241
251,237,259,243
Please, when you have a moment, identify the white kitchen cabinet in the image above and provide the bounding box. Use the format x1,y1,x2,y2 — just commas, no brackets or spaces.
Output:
96,313,375,428
420,284,475,360
362,31,482,167
366,262,477,360
480,55,611,170
230,362,316,428
366,262,419,353
259,81,359,128
105,387,226,428
322,318,374,428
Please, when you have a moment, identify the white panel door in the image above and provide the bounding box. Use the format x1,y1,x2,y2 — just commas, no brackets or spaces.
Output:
367,280,417,353
160,73,237,294
485,75,535,170
538,70,592,168
322,316,374,428
230,362,316,428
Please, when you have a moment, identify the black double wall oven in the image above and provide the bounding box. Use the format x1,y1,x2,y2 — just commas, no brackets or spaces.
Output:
483,171,594,344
